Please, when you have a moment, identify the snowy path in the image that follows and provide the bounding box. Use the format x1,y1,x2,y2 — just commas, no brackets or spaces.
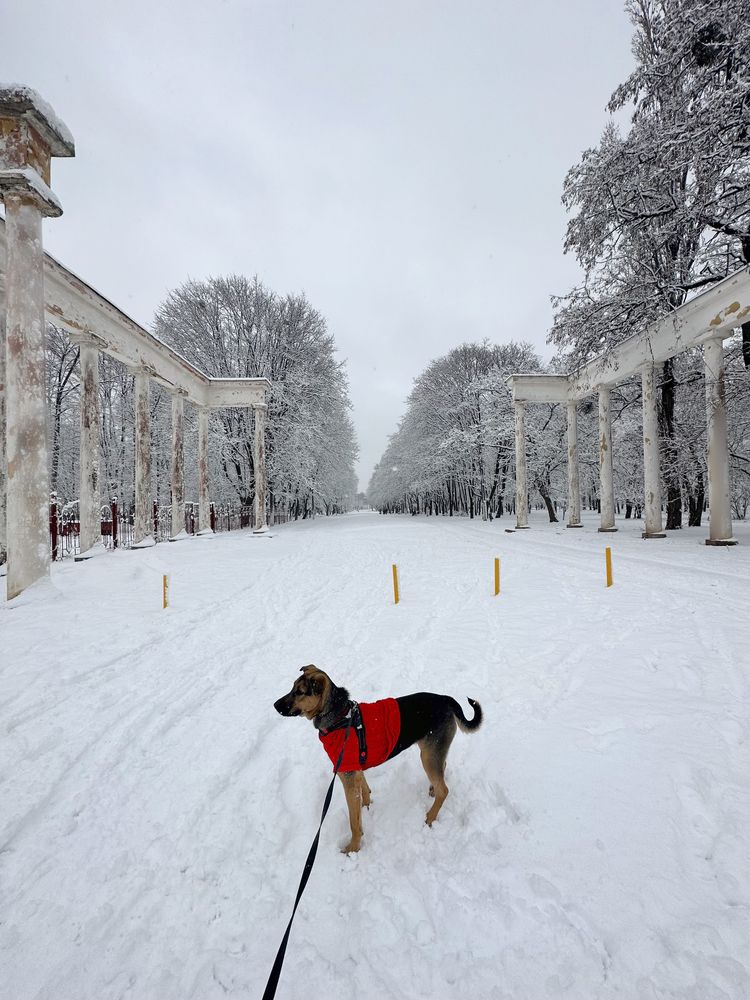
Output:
2,512,749,999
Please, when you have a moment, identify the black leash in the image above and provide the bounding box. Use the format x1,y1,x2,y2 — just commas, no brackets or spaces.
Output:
261,724,352,1000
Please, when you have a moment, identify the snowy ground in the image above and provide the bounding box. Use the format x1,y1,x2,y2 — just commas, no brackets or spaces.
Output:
2,510,749,1000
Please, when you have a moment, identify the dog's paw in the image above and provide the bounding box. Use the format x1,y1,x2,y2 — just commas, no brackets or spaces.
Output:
340,840,362,854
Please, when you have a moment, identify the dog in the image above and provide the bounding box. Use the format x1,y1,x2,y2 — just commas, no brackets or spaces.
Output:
273,665,482,853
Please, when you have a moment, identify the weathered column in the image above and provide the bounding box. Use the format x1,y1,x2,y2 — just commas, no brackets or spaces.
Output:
514,400,529,529
704,337,737,546
641,364,665,539
169,390,187,540
4,198,51,597
253,403,269,533
197,406,213,535
0,272,6,570
566,401,582,527
0,87,74,598
597,384,617,532
75,336,104,557
132,370,154,547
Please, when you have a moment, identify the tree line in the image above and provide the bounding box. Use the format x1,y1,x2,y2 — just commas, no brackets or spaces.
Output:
370,0,750,524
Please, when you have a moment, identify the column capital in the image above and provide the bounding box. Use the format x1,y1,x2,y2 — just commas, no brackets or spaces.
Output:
252,402,269,413
0,170,63,218
701,330,728,345
1,85,74,218
169,386,189,399
66,329,108,350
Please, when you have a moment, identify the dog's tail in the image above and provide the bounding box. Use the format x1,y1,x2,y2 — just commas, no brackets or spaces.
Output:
450,697,483,733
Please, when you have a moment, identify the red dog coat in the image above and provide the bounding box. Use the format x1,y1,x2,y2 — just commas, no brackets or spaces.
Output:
319,698,401,772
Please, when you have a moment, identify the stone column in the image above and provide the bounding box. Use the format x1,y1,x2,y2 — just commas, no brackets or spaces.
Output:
253,403,269,533
197,406,213,535
514,400,529,529
1,87,74,598
566,401,582,527
75,337,103,558
4,196,51,597
597,385,617,532
704,337,737,546
0,272,6,570
641,364,665,539
169,391,187,540
132,370,154,548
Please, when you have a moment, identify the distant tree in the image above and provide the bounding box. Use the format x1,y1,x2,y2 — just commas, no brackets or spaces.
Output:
155,276,358,518
368,341,570,521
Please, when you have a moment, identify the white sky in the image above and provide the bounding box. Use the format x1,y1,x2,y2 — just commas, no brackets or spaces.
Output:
4,0,634,490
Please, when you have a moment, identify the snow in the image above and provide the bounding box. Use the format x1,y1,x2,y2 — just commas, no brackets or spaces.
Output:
0,166,63,215
2,511,749,999
0,83,75,153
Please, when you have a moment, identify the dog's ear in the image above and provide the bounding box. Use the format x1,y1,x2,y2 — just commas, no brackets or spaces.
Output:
310,675,326,696
300,664,317,675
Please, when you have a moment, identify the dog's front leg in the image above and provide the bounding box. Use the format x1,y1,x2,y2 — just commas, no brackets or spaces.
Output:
361,773,372,809
338,771,363,853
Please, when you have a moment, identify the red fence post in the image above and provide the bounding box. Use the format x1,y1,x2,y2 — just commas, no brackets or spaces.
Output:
49,493,59,561
112,498,119,549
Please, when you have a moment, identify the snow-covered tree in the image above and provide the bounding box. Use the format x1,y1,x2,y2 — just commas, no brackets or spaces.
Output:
550,0,750,528
369,341,570,520
154,275,358,518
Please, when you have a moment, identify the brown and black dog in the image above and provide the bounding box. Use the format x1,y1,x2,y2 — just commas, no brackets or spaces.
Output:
274,665,483,853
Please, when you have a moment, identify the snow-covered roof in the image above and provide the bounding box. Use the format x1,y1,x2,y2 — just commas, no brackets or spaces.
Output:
0,84,75,157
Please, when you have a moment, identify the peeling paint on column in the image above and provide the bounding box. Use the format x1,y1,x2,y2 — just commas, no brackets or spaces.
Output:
4,195,51,597
704,338,736,545
597,385,616,532
132,371,154,547
197,407,212,535
78,341,102,555
514,401,529,529
641,364,664,538
1,85,74,597
566,401,581,526
253,404,268,533
170,392,186,539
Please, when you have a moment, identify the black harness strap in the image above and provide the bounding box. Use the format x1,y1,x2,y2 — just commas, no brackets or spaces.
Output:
261,724,352,1000
319,700,368,768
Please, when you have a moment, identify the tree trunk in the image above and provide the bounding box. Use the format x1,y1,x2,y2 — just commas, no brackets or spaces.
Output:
688,468,705,527
538,481,558,523
661,358,682,530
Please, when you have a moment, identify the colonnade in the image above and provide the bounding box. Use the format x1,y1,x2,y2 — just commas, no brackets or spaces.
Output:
68,336,270,557
0,86,271,600
511,330,740,545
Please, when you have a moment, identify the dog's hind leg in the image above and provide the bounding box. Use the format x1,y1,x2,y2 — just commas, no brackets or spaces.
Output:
338,771,364,853
419,721,456,827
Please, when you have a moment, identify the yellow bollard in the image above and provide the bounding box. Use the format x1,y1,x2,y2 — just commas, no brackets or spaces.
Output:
494,557,500,596
163,573,169,609
605,547,613,588
392,564,400,605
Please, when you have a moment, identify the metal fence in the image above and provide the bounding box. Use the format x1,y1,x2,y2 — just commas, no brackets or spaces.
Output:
49,497,287,560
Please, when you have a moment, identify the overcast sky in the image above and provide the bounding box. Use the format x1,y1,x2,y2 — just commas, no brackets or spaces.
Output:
5,0,634,490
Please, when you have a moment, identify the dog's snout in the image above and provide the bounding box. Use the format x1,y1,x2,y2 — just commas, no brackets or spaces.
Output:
274,697,287,715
